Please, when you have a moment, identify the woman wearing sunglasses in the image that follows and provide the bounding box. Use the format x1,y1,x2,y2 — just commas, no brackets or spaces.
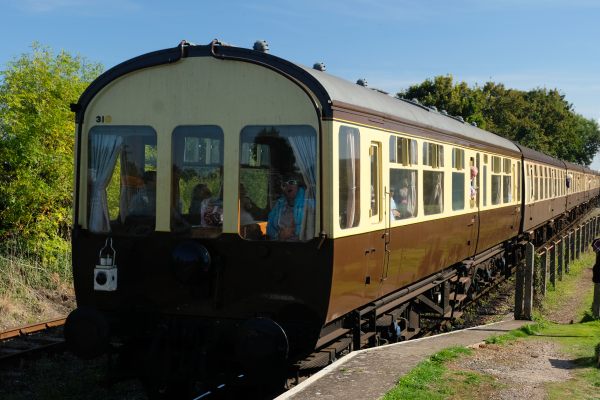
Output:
266,173,307,241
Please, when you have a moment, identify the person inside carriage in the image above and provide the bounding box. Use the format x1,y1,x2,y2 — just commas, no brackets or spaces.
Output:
267,173,310,241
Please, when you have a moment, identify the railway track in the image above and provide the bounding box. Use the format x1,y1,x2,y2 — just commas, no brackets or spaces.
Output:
0,317,66,364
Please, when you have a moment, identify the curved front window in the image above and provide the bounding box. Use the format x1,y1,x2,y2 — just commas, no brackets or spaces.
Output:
239,125,316,241
171,126,224,237
87,126,157,234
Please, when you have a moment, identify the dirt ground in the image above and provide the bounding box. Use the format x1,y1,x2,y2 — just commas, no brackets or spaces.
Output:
0,286,75,331
447,266,595,400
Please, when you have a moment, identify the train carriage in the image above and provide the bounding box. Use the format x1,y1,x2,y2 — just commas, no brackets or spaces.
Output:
565,161,587,212
516,144,567,236
65,40,599,395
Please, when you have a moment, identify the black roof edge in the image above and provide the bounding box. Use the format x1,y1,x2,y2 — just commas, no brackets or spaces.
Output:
72,40,333,123
512,142,566,168
73,42,188,124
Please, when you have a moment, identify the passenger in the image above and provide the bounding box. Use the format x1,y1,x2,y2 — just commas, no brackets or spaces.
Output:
201,187,223,227
390,188,401,220
189,184,212,225
398,178,409,217
267,174,307,241
128,171,156,216
239,184,264,222
470,166,478,200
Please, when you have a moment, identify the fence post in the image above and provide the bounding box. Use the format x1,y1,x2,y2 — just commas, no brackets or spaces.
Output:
586,221,590,249
523,242,535,320
571,229,576,262
539,249,547,297
580,224,585,255
557,239,563,281
576,227,581,260
565,232,571,274
550,244,556,288
514,254,525,319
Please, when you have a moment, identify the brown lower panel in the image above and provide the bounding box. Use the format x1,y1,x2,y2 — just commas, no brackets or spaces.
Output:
327,212,478,322
326,205,522,323
523,197,566,232
476,205,520,254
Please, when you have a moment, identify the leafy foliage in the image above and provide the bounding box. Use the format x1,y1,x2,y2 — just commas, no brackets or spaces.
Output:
398,76,600,165
0,43,102,259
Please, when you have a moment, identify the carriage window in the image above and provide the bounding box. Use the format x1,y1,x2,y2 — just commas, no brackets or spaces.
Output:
370,142,381,219
87,126,157,234
424,171,444,215
339,126,361,229
483,158,488,207
515,162,521,202
423,142,444,168
548,168,552,198
502,158,512,203
528,165,533,202
535,166,539,199
390,169,418,220
239,125,316,241
390,135,418,220
397,137,417,166
452,148,465,211
423,142,444,215
171,126,224,236
491,156,501,205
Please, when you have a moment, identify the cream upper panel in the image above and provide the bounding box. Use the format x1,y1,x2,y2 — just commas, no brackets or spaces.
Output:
79,56,320,232
331,120,521,238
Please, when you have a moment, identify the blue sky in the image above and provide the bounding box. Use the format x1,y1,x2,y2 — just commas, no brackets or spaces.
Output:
2,0,600,166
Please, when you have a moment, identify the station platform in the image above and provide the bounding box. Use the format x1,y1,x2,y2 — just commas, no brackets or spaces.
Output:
277,316,528,400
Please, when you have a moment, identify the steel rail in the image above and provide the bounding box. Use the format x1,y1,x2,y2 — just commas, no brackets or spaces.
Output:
0,317,66,341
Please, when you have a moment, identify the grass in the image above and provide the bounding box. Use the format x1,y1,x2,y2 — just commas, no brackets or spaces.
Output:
382,347,500,400
0,238,73,329
384,247,600,400
534,250,596,321
542,320,600,399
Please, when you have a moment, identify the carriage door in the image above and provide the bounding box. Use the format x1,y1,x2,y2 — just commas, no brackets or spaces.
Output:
365,141,385,299
468,153,481,256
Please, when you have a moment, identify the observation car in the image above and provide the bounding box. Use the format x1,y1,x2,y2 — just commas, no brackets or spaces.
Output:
64,40,599,395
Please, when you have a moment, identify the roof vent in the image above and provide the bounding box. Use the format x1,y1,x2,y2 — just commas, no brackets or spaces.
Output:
471,121,478,127
412,98,420,104
313,62,326,71
441,110,448,115
356,78,368,87
253,40,269,53
429,106,438,112
457,116,465,122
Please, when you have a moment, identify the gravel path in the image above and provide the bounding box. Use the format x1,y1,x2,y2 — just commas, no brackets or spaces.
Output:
448,265,595,400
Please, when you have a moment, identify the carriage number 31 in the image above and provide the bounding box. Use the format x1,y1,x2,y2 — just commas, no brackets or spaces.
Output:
95,115,112,123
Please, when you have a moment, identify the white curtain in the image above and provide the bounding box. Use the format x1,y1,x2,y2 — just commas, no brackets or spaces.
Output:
89,134,122,233
287,130,316,240
408,170,417,217
435,172,444,211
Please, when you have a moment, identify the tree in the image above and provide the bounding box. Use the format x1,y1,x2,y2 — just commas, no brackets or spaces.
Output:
398,77,600,166
0,43,102,257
